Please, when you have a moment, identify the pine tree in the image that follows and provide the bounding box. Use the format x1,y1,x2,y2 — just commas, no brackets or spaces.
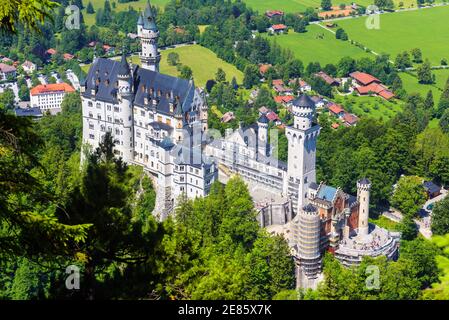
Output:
424,90,434,109
86,1,95,14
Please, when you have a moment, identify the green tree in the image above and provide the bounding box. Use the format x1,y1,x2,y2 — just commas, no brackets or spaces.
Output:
243,64,260,89
411,48,423,63
167,52,180,66
398,215,418,240
179,65,193,80
417,60,434,84
431,197,449,236
215,68,226,83
0,88,16,110
424,90,434,110
390,176,427,217
86,1,95,14
321,0,333,10
439,109,449,134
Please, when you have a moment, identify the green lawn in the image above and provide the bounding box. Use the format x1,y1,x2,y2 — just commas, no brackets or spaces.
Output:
400,68,449,97
264,25,371,65
333,94,404,121
83,44,243,88
83,0,170,26
369,215,400,231
242,0,320,13
336,6,449,66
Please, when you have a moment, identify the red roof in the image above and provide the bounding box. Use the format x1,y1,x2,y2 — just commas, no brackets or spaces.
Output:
63,53,74,60
266,111,280,122
343,112,359,125
315,71,339,85
274,95,294,104
46,48,57,55
272,79,284,86
328,103,345,115
259,64,272,74
378,90,395,100
30,83,75,95
350,71,380,86
331,123,340,129
103,44,113,51
271,24,287,31
88,41,97,47
266,10,284,17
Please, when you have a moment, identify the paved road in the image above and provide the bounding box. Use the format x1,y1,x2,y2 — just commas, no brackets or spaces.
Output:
66,70,80,90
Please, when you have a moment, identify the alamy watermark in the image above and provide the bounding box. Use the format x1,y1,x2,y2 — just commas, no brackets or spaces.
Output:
65,265,80,290
365,5,381,30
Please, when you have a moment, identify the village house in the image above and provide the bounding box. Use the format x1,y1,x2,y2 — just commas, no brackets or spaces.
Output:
318,6,355,19
21,60,37,74
274,95,295,106
259,64,272,77
423,181,441,199
63,53,75,61
289,78,311,92
350,71,395,100
268,24,288,34
328,103,345,118
315,71,340,86
0,63,17,80
342,112,359,127
310,95,326,108
265,10,284,19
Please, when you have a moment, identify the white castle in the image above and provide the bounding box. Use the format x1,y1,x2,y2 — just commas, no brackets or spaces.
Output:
81,2,217,219
81,1,400,289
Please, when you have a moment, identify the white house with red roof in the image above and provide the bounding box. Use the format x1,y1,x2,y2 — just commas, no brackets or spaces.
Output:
350,71,394,100
30,83,75,112
268,24,288,34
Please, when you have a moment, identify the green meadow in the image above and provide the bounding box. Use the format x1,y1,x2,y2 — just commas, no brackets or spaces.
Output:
82,45,243,88
400,68,449,97
333,94,404,121
264,24,371,65
83,0,170,26
336,6,449,66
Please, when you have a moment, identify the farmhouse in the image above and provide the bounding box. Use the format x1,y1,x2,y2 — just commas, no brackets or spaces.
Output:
318,6,354,19
342,112,359,127
350,71,395,100
274,95,295,105
269,24,288,34
259,64,272,76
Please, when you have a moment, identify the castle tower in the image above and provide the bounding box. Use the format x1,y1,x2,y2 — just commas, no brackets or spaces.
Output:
296,204,322,288
285,94,320,214
199,91,209,132
174,101,184,142
116,51,134,162
138,1,161,72
357,178,371,237
257,113,269,157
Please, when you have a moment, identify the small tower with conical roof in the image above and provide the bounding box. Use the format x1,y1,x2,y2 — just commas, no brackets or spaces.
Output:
138,0,161,72
357,178,371,237
257,113,269,157
116,51,134,162
285,94,321,213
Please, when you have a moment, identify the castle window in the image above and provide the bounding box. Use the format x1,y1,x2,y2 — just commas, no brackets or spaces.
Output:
88,101,93,107
107,105,111,111
97,114,101,120
96,103,101,108
89,134,95,139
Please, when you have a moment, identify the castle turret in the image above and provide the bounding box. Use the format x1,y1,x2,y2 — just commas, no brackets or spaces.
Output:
138,1,161,72
296,204,322,288
257,113,269,157
116,51,134,162
285,94,320,214
357,178,371,237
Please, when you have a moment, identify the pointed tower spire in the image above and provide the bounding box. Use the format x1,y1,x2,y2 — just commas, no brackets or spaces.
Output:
118,47,130,77
137,0,160,72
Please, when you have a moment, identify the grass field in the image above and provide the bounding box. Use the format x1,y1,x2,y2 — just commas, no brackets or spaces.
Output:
400,68,449,97
369,215,399,231
336,5,449,66
264,25,371,65
83,0,170,26
333,94,404,121
83,45,243,87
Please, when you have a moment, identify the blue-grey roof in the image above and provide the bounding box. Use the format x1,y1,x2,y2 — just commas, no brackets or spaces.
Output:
309,182,319,190
82,58,195,116
303,203,317,212
118,52,130,76
159,136,175,150
317,185,337,201
148,121,173,132
293,94,315,108
137,13,144,26
358,177,371,185
258,113,269,124
142,0,158,31
423,181,440,194
14,107,42,117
